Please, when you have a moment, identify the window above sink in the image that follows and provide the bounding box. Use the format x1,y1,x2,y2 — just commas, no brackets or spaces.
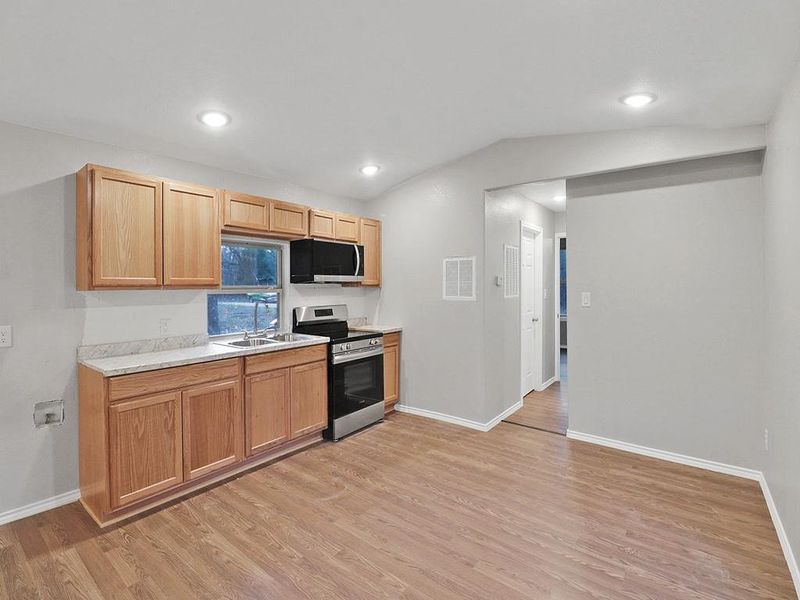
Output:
208,236,283,337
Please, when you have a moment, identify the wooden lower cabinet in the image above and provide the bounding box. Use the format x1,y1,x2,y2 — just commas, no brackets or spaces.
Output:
182,379,243,480
108,391,183,509
79,345,329,527
290,361,328,438
383,332,401,412
245,369,290,456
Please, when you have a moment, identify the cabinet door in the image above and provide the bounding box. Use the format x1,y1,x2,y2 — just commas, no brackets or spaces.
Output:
223,191,269,232
359,218,382,286
335,213,360,242
91,167,163,287
182,379,243,480
309,209,336,239
163,181,221,287
245,369,290,456
383,338,400,409
270,200,308,236
289,361,327,439
109,392,182,509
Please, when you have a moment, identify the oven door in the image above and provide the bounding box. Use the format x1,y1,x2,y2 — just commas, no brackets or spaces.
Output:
330,347,385,419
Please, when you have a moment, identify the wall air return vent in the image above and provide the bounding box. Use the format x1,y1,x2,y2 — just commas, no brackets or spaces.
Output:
443,256,476,301
504,244,520,298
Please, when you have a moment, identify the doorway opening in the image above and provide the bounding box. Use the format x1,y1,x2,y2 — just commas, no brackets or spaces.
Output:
487,178,567,435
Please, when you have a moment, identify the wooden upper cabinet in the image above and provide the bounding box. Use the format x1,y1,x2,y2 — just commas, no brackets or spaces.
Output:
181,379,243,481
335,213,360,242
359,218,382,286
80,166,163,289
309,209,336,239
245,369,290,456
270,200,308,236
289,361,327,439
108,391,183,509
163,181,221,287
222,191,269,232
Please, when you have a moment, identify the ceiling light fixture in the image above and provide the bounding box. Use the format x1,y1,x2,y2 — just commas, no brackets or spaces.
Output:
198,111,231,127
553,195,566,202
620,92,657,108
360,164,381,176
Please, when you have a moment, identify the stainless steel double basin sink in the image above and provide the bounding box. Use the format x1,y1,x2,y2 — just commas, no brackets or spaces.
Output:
215,332,305,348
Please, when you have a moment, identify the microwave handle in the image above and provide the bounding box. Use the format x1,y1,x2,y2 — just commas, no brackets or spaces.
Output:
353,243,361,277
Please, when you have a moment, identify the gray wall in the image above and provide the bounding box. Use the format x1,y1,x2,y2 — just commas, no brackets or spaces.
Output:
0,121,377,515
566,152,765,469
554,211,566,233
369,125,765,425
484,188,556,419
763,57,800,581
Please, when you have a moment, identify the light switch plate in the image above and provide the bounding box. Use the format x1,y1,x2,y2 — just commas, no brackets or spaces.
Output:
581,292,592,308
0,325,12,347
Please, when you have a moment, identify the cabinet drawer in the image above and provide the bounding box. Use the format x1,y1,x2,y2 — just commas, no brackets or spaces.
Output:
109,358,241,402
245,345,327,375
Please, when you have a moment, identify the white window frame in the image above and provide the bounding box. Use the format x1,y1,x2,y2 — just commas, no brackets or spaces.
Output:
207,235,284,337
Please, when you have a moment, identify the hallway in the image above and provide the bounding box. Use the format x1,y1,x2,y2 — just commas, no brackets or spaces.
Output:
504,349,568,434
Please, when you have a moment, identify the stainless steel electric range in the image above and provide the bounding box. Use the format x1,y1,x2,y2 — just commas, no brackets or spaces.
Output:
292,305,384,440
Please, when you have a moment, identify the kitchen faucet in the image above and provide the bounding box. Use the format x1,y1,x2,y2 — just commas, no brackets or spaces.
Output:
244,297,273,339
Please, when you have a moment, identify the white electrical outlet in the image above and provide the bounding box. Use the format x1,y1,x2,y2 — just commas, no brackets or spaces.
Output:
0,325,12,347
764,428,769,451
581,292,592,308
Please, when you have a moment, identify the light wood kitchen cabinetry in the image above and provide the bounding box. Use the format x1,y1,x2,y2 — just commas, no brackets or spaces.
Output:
245,369,290,455
289,361,328,438
76,163,381,290
270,200,308,236
309,209,361,243
79,345,328,527
222,191,270,232
334,213,360,242
108,391,183,509
309,209,336,239
77,165,163,289
244,345,328,453
383,332,401,412
163,181,221,287
182,379,243,480
77,164,221,290
359,218,382,286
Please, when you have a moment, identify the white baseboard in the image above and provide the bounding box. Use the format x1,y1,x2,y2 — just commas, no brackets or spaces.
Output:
566,429,798,598
759,474,800,597
0,489,80,527
396,400,523,433
565,429,761,480
535,376,558,392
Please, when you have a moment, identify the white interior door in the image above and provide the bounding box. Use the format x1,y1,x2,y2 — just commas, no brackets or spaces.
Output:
521,229,540,395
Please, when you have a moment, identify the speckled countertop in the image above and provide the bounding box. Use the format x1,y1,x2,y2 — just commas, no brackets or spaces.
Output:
78,334,329,377
349,325,403,334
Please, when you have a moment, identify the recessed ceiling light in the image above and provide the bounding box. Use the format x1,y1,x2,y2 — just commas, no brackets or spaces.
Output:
198,111,231,127
553,195,566,202
620,92,657,108
360,164,381,176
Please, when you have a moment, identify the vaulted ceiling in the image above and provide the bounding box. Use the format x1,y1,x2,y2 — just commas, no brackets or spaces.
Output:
2,1,799,199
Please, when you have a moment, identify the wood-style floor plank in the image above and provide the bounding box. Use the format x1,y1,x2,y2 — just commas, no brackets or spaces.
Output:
506,349,569,434
0,412,794,599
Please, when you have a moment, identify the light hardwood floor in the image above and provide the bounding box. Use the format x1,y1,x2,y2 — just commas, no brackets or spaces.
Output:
505,349,569,434
0,412,794,599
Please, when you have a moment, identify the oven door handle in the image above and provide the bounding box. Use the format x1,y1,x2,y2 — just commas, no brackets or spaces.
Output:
332,346,383,365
